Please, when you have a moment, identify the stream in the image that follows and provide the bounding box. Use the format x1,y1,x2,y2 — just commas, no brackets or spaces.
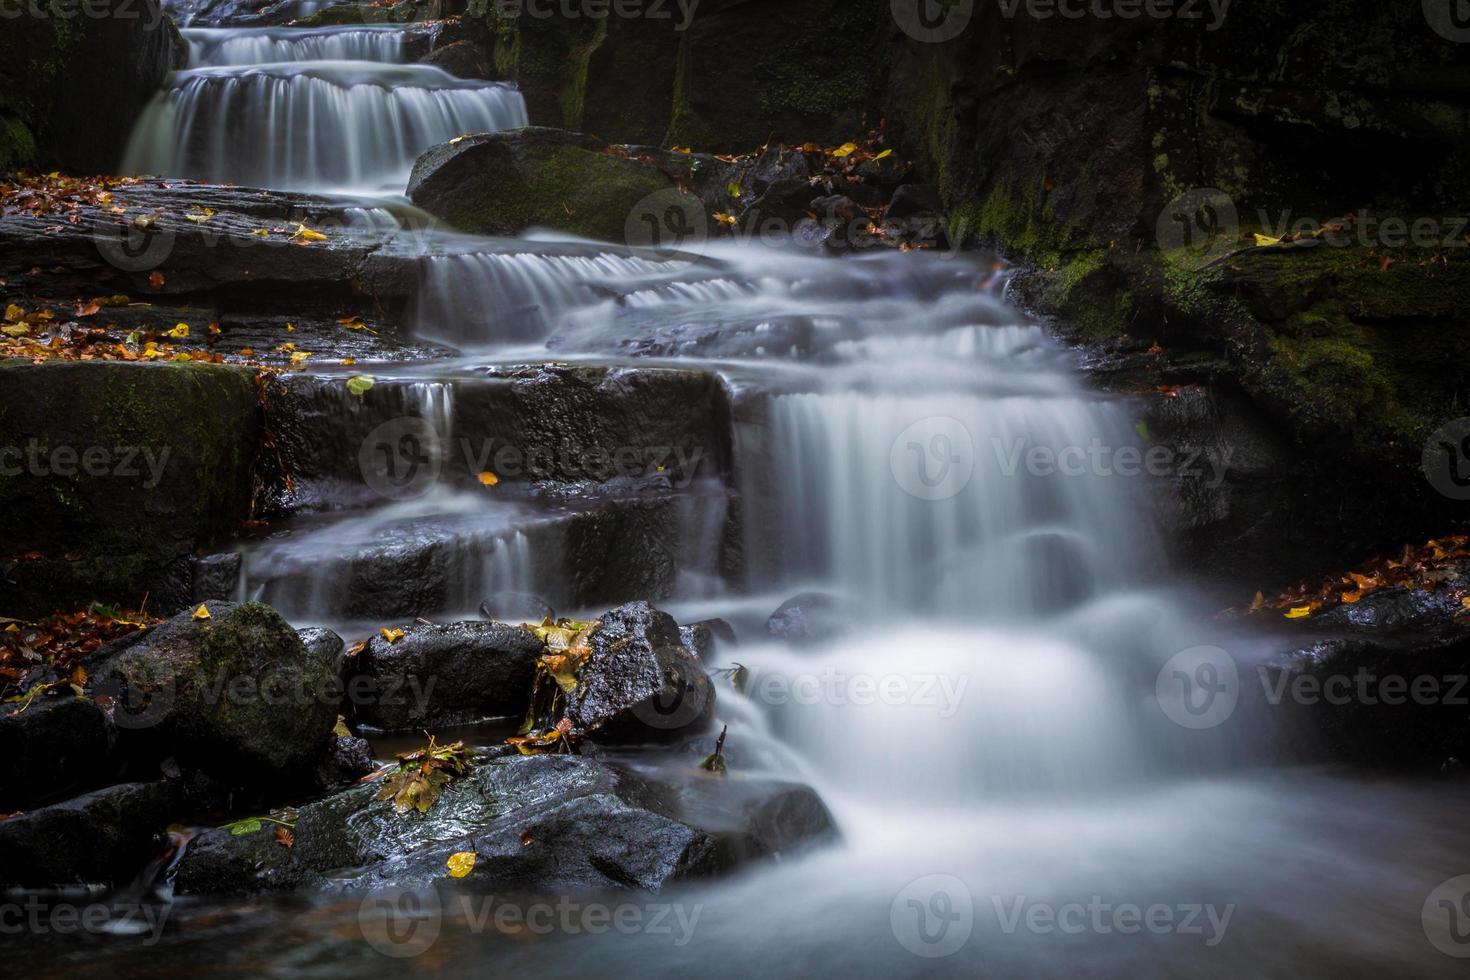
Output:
32,11,1470,978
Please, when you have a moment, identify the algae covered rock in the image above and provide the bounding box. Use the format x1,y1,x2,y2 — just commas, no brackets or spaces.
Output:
91,601,339,782
0,361,261,616
408,127,694,242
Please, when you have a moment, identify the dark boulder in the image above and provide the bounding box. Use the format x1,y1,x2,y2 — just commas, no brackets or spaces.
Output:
408,127,693,243
0,0,187,173
421,40,491,80
351,622,543,732
566,602,715,743
298,627,347,678
884,184,943,221
0,781,180,889
89,601,339,783
0,696,113,812
0,362,261,617
766,593,854,647
311,734,378,794
192,553,242,603
175,753,834,895
680,618,737,661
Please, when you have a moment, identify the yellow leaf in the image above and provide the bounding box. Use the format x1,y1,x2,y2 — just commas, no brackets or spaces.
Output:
207,323,221,336
4,304,24,323
380,627,405,644
1462,597,1470,610
164,323,190,338
713,212,737,226
1284,606,1313,619
291,223,328,243
478,471,499,487
671,146,692,154
831,142,859,158
1,324,28,337
192,604,211,621
285,323,295,332
874,148,893,160
446,851,476,879
1253,233,1282,247
289,351,311,368
340,356,357,366
727,181,742,198
252,229,271,237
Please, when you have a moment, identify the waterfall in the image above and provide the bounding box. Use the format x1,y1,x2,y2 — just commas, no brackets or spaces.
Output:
123,63,527,193
414,250,686,345
184,27,407,67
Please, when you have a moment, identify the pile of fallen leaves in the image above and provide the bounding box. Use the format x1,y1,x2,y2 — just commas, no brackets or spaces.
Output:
507,617,601,756
0,603,157,699
369,734,473,814
1242,535,1470,620
0,173,146,223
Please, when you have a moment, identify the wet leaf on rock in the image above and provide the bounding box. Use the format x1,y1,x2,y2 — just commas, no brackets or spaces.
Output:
447,851,476,878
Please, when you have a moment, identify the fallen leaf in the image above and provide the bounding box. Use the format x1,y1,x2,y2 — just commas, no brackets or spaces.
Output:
346,374,375,396
1284,606,1313,619
380,627,405,644
447,851,477,878
831,142,858,158
478,471,499,487
192,604,211,621
149,271,165,290
164,323,189,339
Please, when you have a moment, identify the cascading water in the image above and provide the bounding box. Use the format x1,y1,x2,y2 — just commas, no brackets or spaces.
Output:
184,26,407,66
124,63,526,193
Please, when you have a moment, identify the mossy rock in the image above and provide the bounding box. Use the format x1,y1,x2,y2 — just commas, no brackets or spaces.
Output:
407,127,694,242
0,0,186,174
0,361,261,616
93,600,338,782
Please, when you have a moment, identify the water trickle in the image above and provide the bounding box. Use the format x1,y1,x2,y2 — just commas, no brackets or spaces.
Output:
124,62,526,193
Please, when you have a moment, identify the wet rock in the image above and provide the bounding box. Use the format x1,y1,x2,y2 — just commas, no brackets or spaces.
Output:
298,627,347,678
192,553,242,602
0,781,180,889
0,0,186,173
90,601,339,784
0,361,261,617
766,593,854,647
175,754,834,895
680,619,737,661
1310,588,1468,637
739,177,819,235
351,622,543,732
0,696,113,812
408,127,692,242
567,602,716,743
479,592,555,624
311,734,378,794
421,40,491,80
810,195,864,224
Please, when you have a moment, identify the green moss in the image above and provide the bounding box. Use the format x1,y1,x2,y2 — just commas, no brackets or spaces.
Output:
435,140,677,242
